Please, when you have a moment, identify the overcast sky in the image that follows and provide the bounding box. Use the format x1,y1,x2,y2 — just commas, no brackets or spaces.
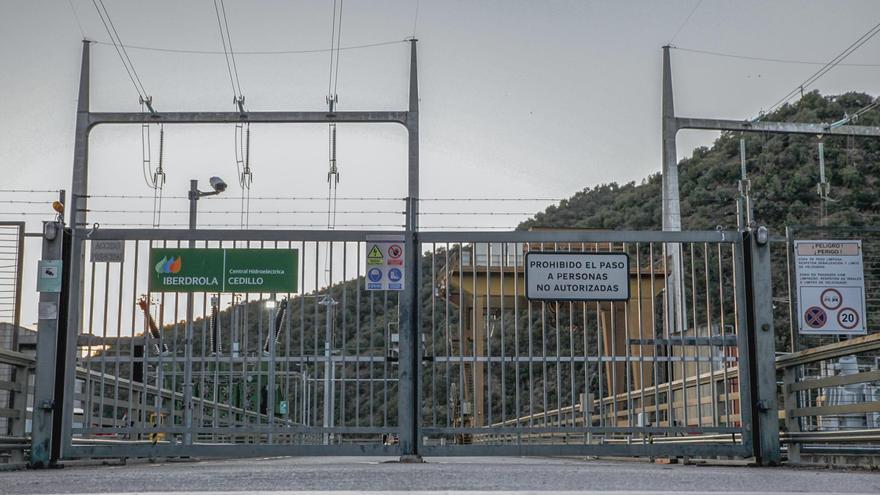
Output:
2,0,880,325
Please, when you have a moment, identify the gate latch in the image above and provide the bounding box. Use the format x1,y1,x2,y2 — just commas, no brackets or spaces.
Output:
756,400,770,413
38,400,54,411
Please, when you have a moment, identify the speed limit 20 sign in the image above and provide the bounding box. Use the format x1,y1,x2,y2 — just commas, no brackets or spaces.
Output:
794,240,867,335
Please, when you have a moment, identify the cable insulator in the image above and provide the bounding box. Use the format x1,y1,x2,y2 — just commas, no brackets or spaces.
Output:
244,123,252,184
156,124,165,183
210,296,220,354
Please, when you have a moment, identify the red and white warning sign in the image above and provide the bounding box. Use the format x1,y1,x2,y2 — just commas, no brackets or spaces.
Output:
795,240,866,335
387,244,403,266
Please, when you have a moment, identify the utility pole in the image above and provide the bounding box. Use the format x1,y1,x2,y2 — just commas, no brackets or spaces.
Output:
398,38,421,462
183,179,225,445
183,180,198,445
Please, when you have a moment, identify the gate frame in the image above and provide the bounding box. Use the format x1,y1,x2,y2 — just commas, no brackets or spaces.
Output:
58,39,421,461
61,227,409,460
414,229,761,459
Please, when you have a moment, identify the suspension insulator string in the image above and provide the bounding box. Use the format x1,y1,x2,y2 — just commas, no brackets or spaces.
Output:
152,123,166,228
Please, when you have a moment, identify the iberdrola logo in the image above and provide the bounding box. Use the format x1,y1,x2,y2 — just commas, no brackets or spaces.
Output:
155,256,182,274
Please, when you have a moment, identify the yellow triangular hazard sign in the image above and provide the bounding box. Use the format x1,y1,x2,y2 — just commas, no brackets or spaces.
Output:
367,245,384,264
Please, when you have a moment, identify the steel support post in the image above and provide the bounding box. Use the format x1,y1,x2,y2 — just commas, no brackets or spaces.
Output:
398,38,421,461
661,46,686,336
61,40,91,459
745,227,781,465
30,221,65,467
183,180,199,445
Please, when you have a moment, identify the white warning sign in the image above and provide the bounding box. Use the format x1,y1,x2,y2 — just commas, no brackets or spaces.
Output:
365,235,405,291
795,240,866,335
526,252,629,301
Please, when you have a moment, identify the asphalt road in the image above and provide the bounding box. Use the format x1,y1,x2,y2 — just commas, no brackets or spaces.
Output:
2,456,879,494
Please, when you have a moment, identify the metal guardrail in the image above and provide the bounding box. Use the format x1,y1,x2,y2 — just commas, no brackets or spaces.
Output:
779,333,880,464
0,347,33,467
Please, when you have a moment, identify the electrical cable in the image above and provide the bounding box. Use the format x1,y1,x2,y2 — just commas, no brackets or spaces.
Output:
669,0,703,45
219,0,243,97
91,0,149,100
671,46,880,67
67,0,87,39
420,197,566,201
411,0,420,39
86,194,404,200
91,38,406,55
211,0,252,227
213,0,242,101
94,222,406,228
87,209,405,214
0,189,60,194
333,1,344,96
828,99,879,129
760,20,880,119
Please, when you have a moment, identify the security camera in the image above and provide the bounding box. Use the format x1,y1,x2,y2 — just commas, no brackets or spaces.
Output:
209,176,227,193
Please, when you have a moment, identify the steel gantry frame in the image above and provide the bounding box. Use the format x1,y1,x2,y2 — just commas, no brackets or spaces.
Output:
659,45,880,465
54,39,421,462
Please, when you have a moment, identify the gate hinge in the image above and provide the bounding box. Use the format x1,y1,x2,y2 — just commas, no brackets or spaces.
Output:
38,400,54,411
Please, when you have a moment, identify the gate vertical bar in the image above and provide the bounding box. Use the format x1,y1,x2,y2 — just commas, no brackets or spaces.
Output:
62,40,91,459
31,221,65,466
399,38,420,460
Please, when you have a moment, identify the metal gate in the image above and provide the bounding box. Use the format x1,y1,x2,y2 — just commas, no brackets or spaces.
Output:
417,230,755,458
59,229,403,459
45,227,761,460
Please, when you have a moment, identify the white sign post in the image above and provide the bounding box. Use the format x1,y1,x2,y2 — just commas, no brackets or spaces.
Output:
365,235,405,291
526,252,629,301
794,240,866,335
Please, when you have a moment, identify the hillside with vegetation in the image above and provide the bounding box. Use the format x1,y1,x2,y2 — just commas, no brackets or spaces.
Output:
521,91,880,232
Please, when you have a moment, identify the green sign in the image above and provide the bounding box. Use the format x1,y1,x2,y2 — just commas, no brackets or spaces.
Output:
148,248,298,293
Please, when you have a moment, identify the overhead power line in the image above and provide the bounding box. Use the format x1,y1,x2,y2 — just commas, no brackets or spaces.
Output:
91,0,150,103
212,0,245,107
91,39,407,55
669,0,703,44
328,0,344,97
672,46,880,67
67,0,86,38
411,0,420,39
760,20,880,119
